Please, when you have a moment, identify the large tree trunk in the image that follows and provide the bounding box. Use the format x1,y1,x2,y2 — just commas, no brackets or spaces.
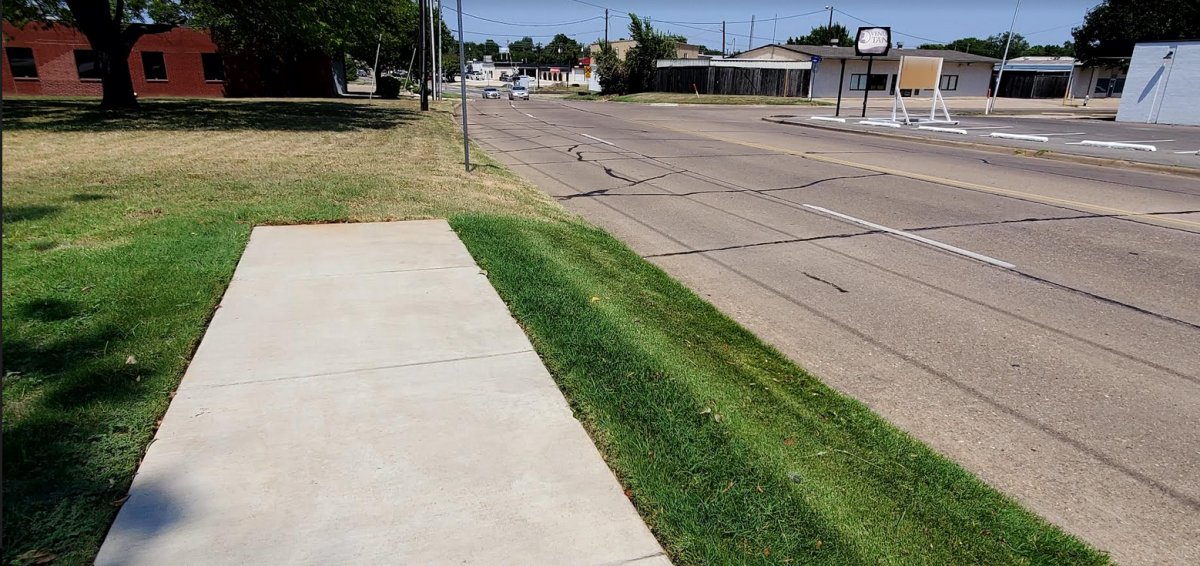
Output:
99,44,138,109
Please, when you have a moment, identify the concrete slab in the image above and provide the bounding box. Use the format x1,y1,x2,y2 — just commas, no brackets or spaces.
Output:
97,220,666,566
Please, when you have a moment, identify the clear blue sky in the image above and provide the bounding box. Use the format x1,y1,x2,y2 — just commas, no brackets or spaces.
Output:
445,0,1099,50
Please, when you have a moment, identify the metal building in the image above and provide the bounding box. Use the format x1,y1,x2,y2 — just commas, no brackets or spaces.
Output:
1117,40,1200,126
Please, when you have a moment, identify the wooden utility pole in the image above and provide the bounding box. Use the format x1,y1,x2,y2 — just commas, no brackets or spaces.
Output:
748,15,755,51
605,9,609,43
722,21,726,56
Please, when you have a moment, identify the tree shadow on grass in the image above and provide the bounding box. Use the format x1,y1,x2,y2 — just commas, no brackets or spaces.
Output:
2,204,61,223
2,98,418,133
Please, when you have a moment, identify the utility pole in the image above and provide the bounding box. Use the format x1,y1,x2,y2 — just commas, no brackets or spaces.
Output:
429,0,438,100
748,15,755,51
419,0,428,110
827,5,834,29
605,9,609,43
987,0,1022,114
771,13,778,56
455,0,469,172
437,0,444,100
722,21,726,56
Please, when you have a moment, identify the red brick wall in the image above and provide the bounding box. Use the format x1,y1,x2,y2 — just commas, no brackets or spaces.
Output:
3,22,227,97
3,21,335,98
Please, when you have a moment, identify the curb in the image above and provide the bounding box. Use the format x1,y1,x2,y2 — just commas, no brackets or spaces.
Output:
761,116,1200,179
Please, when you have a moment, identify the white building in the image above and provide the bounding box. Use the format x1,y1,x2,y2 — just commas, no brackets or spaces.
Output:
1117,40,1200,126
733,44,998,98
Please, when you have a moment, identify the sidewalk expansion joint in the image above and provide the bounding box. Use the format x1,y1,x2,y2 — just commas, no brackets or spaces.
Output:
232,263,481,282
190,349,535,390
594,551,669,566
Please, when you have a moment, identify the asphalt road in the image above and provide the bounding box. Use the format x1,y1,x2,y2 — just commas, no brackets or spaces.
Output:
465,97,1200,566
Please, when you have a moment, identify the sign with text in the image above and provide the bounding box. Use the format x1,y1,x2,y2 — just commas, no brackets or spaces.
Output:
855,27,891,57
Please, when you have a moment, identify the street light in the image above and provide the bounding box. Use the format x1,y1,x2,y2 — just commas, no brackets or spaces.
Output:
825,6,836,45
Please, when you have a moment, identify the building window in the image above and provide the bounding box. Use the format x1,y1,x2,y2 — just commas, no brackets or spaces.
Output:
201,53,225,81
939,75,958,91
74,50,103,80
141,51,167,81
6,47,39,79
849,73,887,91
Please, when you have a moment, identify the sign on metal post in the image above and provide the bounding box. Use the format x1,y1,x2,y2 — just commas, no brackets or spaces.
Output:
855,27,891,118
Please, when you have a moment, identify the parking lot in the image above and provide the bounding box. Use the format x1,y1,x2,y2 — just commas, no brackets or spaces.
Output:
782,113,1200,170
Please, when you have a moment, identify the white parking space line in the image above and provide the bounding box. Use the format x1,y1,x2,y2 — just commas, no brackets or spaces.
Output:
579,133,616,146
960,126,1012,130
987,132,1049,142
1038,132,1087,137
1069,140,1158,151
1113,139,1175,144
917,126,968,134
1173,150,1200,155
801,205,1017,269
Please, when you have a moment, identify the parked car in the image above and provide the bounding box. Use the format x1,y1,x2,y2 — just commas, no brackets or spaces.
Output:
509,86,529,100
499,73,511,82
482,87,501,99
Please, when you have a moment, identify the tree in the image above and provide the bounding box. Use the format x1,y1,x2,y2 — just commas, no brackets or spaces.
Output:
1072,0,1200,64
540,33,583,64
593,40,625,94
623,14,677,94
442,53,460,81
509,36,535,62
697,45,723,56
1024,42,1074,58
787,24,852,47
985,31,1028,59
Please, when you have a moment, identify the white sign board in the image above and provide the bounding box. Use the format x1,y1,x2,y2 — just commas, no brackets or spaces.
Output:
855,27,891,57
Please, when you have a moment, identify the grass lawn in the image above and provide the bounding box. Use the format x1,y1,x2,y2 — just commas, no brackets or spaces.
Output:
3,97,1107,565
566,92,834,105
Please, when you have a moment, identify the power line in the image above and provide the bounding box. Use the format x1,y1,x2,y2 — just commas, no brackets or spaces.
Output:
453,29,606,39
1022,21,1082,37
444,7,604,27
833,8,950,45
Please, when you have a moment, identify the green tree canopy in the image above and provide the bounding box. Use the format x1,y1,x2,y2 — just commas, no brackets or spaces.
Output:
787,24,853,47
1072,0,1200,64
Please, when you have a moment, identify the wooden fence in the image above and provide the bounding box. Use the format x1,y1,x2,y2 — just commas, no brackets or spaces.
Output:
655,67,811,97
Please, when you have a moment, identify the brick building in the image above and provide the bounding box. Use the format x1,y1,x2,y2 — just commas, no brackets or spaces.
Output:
2,21,335,98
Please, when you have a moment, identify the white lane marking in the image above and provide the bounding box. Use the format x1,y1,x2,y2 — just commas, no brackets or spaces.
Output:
917,125,968,135
801,204,1017,269
1113,139,1175,143
509,101,536,119
859,120,903,128
1068,140,1157,151
988,132,1049,142
579,132,616,146
811,116,847,123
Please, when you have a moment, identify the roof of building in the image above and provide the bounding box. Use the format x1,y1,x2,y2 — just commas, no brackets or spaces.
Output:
740,44,1000,63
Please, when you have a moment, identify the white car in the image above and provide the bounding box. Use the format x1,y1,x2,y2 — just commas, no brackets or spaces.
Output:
509,86,529,100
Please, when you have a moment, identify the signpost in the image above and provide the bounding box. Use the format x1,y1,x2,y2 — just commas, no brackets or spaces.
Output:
810,55,821,99
855,27,891,118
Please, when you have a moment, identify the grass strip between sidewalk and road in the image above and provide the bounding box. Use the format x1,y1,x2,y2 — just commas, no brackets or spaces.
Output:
3,97,1106,566
567,92,834,105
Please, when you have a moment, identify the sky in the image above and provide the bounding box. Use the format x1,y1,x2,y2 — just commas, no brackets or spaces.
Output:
443,0,1100,51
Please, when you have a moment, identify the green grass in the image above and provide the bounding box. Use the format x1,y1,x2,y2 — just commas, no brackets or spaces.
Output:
452,215,1110,565
2,97,561,565
4,96,1107,566
608,92,834,105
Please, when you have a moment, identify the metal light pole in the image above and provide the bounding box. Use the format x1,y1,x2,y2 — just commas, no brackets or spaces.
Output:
429,0,437,100
987,0,1022,115
456,0,469,171
437,0,444,100
419,0,428,110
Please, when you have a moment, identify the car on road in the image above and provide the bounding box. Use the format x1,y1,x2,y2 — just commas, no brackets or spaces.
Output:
482,88,500,99
499,73,511,82
509,86,529,100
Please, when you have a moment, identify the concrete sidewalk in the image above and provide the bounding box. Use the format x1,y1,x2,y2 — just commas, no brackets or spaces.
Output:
96,220,668,566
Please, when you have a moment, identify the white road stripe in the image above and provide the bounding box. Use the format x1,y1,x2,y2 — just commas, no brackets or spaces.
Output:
802,204,1017,269
509,101,536,119
579,133,616,146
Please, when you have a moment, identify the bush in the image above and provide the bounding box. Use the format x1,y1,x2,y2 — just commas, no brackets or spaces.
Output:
377,76,402,98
